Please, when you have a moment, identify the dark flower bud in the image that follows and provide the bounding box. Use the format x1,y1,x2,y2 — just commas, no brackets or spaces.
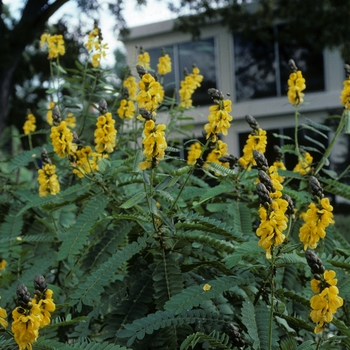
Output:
195,158,205,168
305,250,325,274
344,64,350,78
98,99,108,115
72,131,84,146
208,88,224,101
41,148,52,166
226,324,245,348
183,67,189,77
218,154,238,169
245,115,259,131
16,283,32,309
258,170,275,193
282,194,294,215
253,150,269,171
314,274,321,280
136,64,147,78
309,176,323,198
34,274,47,293
256,182,271,206
138,108,154,121
52,106,61,126
289,59,298,72
273,145,283,162
122,87,130,99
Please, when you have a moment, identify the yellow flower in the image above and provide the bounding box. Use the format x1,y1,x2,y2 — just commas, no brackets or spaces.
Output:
37,164,60,197
205,140,229,169
65,113,76,129
299,197,334,250
12,304,42,350
239,129,267,170
50,121,75,158
71,146,95,178
157,54,172,75
187,142,202,166
0,307,8,329
179,66,203,109
23,112,36,135
204,99,233,141
136,73,164,112
272,161,286,183
117,99,136,119
94,112,117,154
33,289,56,328
293,152,313,174
40,33,65,59
139,120,167,170
123,76,138,100
85,27,108,68
287,70,306,105
340,77,350,109
137,51,151,70
203,284,211,292
0,258,7,271
46,102,55,125
256,197,288,259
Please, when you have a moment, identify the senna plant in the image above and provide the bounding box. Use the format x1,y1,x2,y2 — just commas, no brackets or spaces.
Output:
1,26,350,350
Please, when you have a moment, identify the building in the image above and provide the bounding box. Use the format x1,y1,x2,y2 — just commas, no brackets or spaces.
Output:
121,15,346,170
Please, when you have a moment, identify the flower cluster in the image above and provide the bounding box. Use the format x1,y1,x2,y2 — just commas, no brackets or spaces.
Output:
306,251,343,333
187,142,202,166
0,307,7,329
12,276,55,350
37,149,60,197
70,145,102,178
50,107,75,158
23,110,36,135
136,69,164,113
85,27,108,68
65,112,76,129
94,103,117,154
205,140,230,169
40,33,65,59
239,115,267,170
137,48,151,70
255,152,291,259
0,258,7,271
118,85,136,120
293,149,313,175
287,59,306,106
179,66,203,109
46,102,55,125
157,53,172,76
123,75,138,100
204,89,233,142
299,176,334,250
340,64,350,109
139,119,167,170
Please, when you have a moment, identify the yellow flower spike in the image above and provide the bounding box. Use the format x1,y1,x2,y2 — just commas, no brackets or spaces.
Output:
40,33,65,59
187,142,202,166
94,112,117,154
46,102,55,125
137,50,151,70
179,66,203,109
123,76,138,100
85,27,108,68
37,164,60,197
203,284,211,292
65,113,76,129
23,111,36,135
136,73,164,112
340,66,350,109
0,307,7,329
117,99,136,119
293,151,313,175
0,258,7,271
205,140,230,170
50,121,75,158
287,70,306,106
157,53,172,76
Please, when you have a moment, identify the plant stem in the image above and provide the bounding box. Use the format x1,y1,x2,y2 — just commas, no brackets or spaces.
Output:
294,107,301,160
315,334,323,350
268,253,275,350
314,113,345,175
170,167,193,212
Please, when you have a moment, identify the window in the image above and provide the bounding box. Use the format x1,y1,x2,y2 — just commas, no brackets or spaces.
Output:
147,38,217,106
233,26,325,102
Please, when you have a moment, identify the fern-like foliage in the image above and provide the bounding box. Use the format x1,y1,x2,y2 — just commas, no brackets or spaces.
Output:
231,200,253,235
225,241,264,269
180,331,233,350
164,276,244,315
57,193,109,262
117,309,228,347
153,253,184,309
241,301,279,350
69,236,148,311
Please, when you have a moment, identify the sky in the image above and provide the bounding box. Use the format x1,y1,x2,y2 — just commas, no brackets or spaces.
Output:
3,0,178,66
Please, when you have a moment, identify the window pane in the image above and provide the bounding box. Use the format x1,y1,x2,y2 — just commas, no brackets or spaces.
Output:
234,30,277,102
146,46,176,99
278,26,325,94
178,38,217,106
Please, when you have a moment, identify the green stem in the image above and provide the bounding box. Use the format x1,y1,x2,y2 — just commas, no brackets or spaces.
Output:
294,106,301,160
315,333,323,350
169,167,193,212
28,133,38,169
268,253,275,350
314,112,345,175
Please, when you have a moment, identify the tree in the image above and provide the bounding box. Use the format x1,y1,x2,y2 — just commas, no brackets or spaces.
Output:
0,0,135,135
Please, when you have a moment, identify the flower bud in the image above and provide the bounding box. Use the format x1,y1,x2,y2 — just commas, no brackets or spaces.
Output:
98,99,108,115
253,150,269,170
245,114,259,131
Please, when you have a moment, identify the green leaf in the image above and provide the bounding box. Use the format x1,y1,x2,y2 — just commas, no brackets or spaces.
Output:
120,192,146,209
305,117,331,131
57,194,109,262
304,135,326,150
